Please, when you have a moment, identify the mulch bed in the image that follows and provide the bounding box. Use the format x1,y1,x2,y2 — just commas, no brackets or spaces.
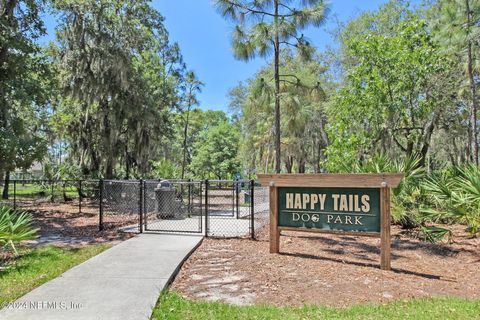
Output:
172,225,480,306
18,200,135,246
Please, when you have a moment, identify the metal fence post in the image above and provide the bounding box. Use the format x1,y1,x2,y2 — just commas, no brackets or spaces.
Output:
250,179,255,240
99,179,104,231
235,179,240,219
78,180,82,214
199,181,203,233
205,179,209,237
232,181,235,216
139,179,143,233
50,180,54,203
13,180,17,209
144,182,148,231
143,180,147,230
188,178,192,214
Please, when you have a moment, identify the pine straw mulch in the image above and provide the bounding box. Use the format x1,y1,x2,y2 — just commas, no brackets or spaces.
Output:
171,225,480,307
17,200,135,247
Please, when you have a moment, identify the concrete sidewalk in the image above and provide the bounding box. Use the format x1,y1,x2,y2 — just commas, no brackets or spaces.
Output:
0,233,203,320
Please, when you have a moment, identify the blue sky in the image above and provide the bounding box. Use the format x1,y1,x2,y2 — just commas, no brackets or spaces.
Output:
41,1,396,112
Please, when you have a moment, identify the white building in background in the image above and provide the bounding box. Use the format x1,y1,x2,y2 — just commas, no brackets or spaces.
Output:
13,162,43,179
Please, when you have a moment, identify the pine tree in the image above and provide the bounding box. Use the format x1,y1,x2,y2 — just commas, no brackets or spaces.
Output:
214,0,328,173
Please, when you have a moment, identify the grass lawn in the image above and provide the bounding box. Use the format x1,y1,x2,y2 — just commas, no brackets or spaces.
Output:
152,291,480,320
0,245,109,304
1,183,79,200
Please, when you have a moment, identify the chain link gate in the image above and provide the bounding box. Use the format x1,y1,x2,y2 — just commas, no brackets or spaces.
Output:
204,179,255,238
98,179,269,238
142,180,204,234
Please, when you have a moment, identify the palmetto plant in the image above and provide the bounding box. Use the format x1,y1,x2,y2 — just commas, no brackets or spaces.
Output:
349,155,425,228
421,165,480,236
0,206,38,255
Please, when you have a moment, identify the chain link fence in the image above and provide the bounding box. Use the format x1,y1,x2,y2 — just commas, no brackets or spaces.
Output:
253,184,270,239
100,180,141,230
0,179,100,216
1,178,270,239
99,179,269,238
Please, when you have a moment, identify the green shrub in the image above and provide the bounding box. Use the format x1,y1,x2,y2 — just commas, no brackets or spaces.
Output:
348,155,425,228
0,206,38,255
421,165,480,236
336,155,480,241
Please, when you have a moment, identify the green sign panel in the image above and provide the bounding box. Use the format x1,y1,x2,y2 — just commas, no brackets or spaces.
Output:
278,187,380,233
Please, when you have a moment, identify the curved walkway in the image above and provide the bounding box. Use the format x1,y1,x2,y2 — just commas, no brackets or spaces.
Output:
0,233,203,320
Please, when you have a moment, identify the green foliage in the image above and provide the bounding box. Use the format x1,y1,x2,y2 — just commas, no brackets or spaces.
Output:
160,109,230,178
326,7,452,171
421,165,480,236
0,207,38,255
346,155,424,228
234,50,329,174
0,124,48,173
419,225,452,243
179,72,204,179
190,121,240,180
52,0,186,178
215,0,329,173
430,0,480,163
214,0,328,62
151,159,180,180
0,0,51,173
339,154,480,240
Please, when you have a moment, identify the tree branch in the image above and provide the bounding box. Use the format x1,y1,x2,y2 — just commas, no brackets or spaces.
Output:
279,74,301,81
278,41,298,47
222,0,276,17
391,126,423,132
221,0,298,19
392,135,407,152
278,79,299,86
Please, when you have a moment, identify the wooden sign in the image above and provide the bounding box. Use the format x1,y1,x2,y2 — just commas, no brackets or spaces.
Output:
258,173,403,270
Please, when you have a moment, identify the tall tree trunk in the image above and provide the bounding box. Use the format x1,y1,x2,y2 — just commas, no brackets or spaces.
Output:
467,107,473,161
319,117,330,146
316,117,329,173
285,156,293,173
2,171,10,199
105,159,113,179
314,143,321,173
419,113,439,167
103,110,114,179
125,145,130,179
273,0,281,173
450,134,460,165
265,144,271,173
406,140,414,157
466,0,478,164
298,159,306,173
313,138,320,173
181,106,191,180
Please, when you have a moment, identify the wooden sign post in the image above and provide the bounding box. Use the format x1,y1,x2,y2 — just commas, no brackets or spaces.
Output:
258,173,403,270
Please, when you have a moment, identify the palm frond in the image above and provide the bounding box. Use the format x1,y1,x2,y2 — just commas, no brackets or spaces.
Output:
0,206,39,255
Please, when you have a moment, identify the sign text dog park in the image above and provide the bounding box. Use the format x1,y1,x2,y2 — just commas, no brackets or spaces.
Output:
258,174,403,270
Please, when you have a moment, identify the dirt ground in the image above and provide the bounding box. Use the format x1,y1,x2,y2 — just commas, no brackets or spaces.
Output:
18,200,135,246
172,225,480,307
